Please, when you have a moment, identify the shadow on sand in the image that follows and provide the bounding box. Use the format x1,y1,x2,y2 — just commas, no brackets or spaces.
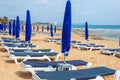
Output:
0,47,7,52
15,71,32,79
5,59,15,64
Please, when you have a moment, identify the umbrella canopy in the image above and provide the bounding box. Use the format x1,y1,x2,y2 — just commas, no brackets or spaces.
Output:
16,16,20,39
13,20,16,36
25,10,32,42
61,0,71,63
54,26,56,33
85,22,89,43
50,24,53,37
9,21,12,35
62,0,71,53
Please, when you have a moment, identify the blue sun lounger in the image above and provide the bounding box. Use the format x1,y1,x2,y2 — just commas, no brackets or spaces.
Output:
1,38,22,44
2,39,25,43
3,43,37,52
8,49,53,55
10,49,52,53
3,43,36,48
101,48,120,55
21,60,91,73
77,43,105,51
2,40,26,46
32,66,120,80
0,37,21,41
9,52,60,64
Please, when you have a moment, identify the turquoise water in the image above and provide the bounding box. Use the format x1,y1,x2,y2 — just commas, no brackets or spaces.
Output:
57,24,120,39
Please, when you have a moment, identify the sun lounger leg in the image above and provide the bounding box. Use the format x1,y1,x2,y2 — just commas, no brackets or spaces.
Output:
89,47,93,51
55,53,61,61
32,73,41,80
6,48,10,53
43,55,51,61
114,70,120,80
23,55,31,61
92,75,104,80
10,55,18,64
13,57,18,64
71,65,77,70
86,62,92,68
113,53,116,56
70,78,77,80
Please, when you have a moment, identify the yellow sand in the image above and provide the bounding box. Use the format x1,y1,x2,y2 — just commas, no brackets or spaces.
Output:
0,29,120,80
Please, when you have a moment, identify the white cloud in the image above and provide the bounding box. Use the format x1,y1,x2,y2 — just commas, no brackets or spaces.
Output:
83,10,96,16
35,0,48,4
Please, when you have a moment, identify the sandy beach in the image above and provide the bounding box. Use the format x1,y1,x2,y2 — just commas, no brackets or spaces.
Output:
0,29,120,80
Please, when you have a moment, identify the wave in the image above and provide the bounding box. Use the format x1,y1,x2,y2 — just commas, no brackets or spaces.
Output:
72,28,120,40
56,24,120,39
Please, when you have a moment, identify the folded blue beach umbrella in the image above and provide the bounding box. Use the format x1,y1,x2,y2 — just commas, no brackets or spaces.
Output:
9,21,12,35
42,26,44,32
54,25,56,33
50,24,53,37
21,25,24,32
61,0,71,63
16,16,20,39
47,25,49,32
85,22,89,43
25,10,32,42
37,26,39,32
0,24,3,30
3,23,7,31
13,20,16,36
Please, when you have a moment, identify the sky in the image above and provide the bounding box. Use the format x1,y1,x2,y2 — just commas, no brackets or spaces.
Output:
0,0,120,25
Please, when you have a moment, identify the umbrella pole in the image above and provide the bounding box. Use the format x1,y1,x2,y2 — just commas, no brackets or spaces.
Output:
64,52,68,64
27,41,30,50
87,40,88,44
64,54,66,64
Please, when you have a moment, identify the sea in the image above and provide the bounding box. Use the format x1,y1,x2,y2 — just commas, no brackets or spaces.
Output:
56,24,120,40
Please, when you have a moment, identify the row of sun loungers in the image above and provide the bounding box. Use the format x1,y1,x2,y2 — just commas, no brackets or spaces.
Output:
101,48,120,57
44,38,120,58
0,31,8,35
9,48,53,53
39,31,61,36
0,37,61,64
44,38,106,51
3,43,38,53
0,37,120,80
21,59,120,80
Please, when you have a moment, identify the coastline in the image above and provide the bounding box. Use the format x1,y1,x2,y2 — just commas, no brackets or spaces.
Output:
72,29,119,40
56,24,120,40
